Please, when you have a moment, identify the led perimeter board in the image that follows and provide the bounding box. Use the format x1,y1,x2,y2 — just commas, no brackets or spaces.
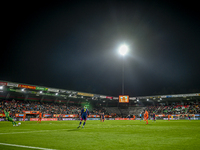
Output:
119,95,129,103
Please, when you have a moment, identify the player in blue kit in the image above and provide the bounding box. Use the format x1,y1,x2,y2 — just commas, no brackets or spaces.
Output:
188,114,191,121
101,112,105,122
77,106,89,128
152,112,156,122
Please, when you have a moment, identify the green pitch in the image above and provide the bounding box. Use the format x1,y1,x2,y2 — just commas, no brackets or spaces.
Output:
0,120,200,150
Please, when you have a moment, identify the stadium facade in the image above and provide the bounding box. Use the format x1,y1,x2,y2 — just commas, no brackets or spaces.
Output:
0,80,199,107
0,80,200,121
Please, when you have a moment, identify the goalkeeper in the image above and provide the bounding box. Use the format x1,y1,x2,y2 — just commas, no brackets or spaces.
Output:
4,109,18,126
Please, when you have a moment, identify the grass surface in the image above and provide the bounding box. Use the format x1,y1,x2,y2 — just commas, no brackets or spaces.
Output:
0,120,200,150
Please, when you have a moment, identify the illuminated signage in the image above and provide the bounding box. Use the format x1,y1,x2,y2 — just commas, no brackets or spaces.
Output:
119,95,129,103
18,84,36,90
77,92,94,97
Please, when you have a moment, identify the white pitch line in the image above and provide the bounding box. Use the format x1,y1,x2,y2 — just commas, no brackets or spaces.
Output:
0,142,56,150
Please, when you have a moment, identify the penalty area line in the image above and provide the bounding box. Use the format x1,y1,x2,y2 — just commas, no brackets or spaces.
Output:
0,142,56,150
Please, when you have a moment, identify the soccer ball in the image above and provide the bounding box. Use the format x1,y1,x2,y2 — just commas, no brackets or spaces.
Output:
18,122,21,125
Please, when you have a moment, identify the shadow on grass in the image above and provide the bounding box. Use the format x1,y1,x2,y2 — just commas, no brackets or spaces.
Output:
67,128,82,132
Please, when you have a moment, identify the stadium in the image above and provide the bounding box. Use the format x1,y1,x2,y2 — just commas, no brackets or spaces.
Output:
2,1,200,150
0,80,200,150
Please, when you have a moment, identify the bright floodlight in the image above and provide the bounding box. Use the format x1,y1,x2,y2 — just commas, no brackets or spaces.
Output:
0,86,3,90
119,44,128,56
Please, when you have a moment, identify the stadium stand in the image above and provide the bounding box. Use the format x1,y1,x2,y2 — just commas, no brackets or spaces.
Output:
104,107,121,116
0,99,199,116
0,80,200,121
0,100,108,116
128,107,146,116
146,102,200,114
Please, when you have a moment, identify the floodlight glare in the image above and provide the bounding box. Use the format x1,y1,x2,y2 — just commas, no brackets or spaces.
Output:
0,86,3,90
40,91,43,93
119,44,128,56
21,89,25,91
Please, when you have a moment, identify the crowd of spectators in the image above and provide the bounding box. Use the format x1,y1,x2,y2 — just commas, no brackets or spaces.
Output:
0,99,107,117
0,99,199,119
147,102,200,115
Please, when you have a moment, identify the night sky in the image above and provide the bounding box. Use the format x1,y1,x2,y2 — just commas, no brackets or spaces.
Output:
2,0,200,97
